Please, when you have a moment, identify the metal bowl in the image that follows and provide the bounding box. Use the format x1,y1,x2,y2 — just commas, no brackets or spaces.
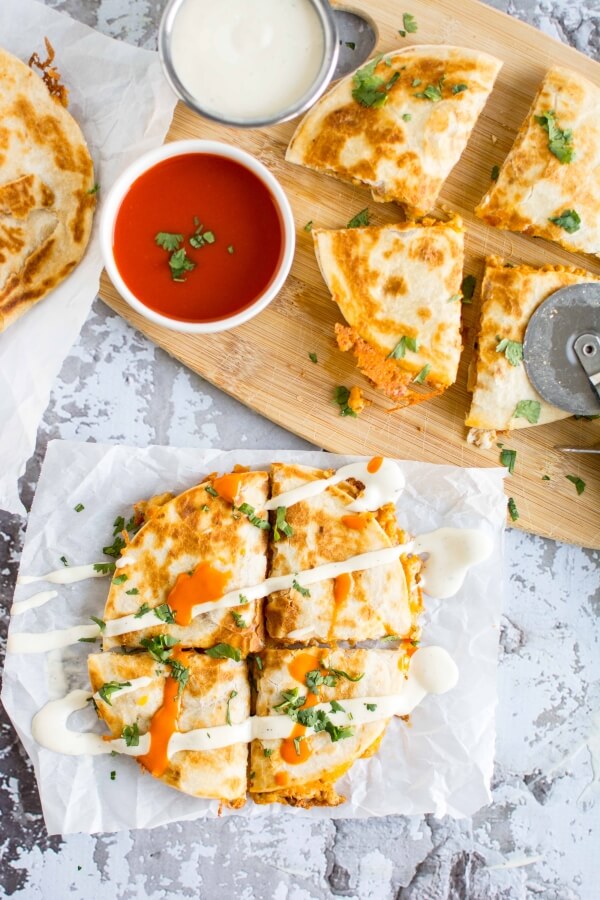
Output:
158,0,339,128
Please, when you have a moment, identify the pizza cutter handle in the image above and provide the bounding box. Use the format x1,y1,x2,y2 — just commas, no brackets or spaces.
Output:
574,333,600,402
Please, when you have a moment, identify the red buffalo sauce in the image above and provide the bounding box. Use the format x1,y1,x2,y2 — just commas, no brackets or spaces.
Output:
113,153,283,322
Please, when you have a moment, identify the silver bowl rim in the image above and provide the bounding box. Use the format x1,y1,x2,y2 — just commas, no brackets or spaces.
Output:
158,0,340,129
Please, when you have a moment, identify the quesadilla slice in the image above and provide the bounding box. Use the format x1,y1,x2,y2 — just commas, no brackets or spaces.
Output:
314,217,464,406
265,462,422,643
102,470,268,653
250,647,414,807
475,67,600,256
0,45,95,332
466,257,600,446
286,46,502,217
88,649,249,805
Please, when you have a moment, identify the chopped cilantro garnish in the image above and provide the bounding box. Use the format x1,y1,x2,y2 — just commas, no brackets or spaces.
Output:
205,643,241,662
239,594,249,604
491,164,500,181
90,616,106,632
549,209,581,233
189,221,216,249
273,506,293,542
140,634,178,663
88,183,100,195
60,555,69,567
238,502,270,530
306,669,338,692
254,655,263,670
542,475,551,481
110,771,116,781
566,474,586,495
112,573,128,585
507,497,519,522
461,274,476,302
93,562,116,575
411,78,421,87
327,667,364,684
231,610,247,628
122,723,140,747
304,220,313,232
292,578,310,597
402,113,412,122
398,12,418,36
308,351,318,364
448,293,462,303
155,232,183,252
125,587,139,595
205,485,218,497
226,689,238,725
98,681,131,706
496,338,523,367
387,335,418,359
273,688,305,714
169,248,195,281
535,110,574,164
78,637,97,643
154,603,175,624
347,207,370,229
74,503,85,513
330,700,346,713
168,659,189,697
514,400,541,424
134,602,151,618
452,83,468,94
415,78,444,102
263,747,274,757
413,364,431,384
345,41,356,50
334,385,357,418
293,735,303,755
500,448,517,475
352,57,399,109
365,703,377,711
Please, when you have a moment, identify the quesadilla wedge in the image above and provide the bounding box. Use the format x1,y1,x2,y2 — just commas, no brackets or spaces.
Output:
265,462,422,643
0,45,95,332
314,217,464,406
286,46,502,217
102,470,268,654
475,67,600,256
466,257,600,445
250,648,412,807
88,650,249,804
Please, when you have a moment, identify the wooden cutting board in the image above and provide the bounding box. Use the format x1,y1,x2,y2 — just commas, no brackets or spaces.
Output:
99,0,600,549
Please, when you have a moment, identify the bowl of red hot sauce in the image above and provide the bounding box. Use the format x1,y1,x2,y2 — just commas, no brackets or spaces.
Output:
100,140,295,333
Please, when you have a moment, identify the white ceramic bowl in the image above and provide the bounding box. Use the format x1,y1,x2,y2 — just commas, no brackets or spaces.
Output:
100,139,296,334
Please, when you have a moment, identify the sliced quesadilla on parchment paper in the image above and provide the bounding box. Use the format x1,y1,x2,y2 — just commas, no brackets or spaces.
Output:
287,45,502,217
466,257,600,447
313,217,465,407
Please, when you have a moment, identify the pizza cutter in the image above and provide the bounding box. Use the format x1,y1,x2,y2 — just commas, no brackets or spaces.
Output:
523,282,600,453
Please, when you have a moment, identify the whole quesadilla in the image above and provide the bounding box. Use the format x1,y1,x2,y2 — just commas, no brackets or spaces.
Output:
88,650,249,805
265,462,422,643
475,67,600,256
466,257,600,446
313,217,465,406
102,470,268,654
286,46,502,217
0,44,95,332
250,648,411,807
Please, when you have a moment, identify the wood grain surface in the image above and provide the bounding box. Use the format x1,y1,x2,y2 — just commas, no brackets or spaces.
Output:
100,0,600,548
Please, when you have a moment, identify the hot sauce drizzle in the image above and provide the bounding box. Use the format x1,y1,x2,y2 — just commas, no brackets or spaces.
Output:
167,561,231,626
367,456,384,474
281,656,326,765
341,514,373,531
329,572,352,639
138,648,188,777
212,472,244,505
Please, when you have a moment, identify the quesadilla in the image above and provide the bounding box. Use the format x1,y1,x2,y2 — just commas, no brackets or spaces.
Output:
265,462,422,643
102,470,268,653
313,217,465,406
250,647,411,807
475,67,600,256
466,257,600,445
286,46,502,217
88,649,249,804
0,44,95,332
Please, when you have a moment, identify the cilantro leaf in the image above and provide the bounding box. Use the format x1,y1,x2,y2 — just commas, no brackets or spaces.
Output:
365,703,377,711
304,220,313,232
122,723,140,747
126,587,139,595
292,578,310,597
549,209,581,234
535,110,574,164
496,338,523,367
330,700,346,713
140,634,178,663
238,502,270,530
169,248,195,281
566,474,586,495
347,208,370,229
415,78,445,102
90,616,106,632
112,573,128,585
205,643,241,662
231,610,247,628
507,497,519,522
461,274,476,302
273,506,293,542
155,232,183,252
74,503,85,513
134,602,151,618
491,164,500,181
154,603,175,624
401,12,417,34
513,400,541,424
413,364,431,384
98,681,131,706
334,385,357,418
452,83,468,94
352,57,399,109
226,689,238,725
500,448,517,475
387,335,418,360
168,659,189,697
93,561,115,575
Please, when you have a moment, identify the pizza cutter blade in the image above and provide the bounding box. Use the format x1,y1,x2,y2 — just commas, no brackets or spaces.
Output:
332,8,378,79
523,282,600,416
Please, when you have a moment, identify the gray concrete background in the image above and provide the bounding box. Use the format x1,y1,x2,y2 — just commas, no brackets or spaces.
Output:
1,1,599,898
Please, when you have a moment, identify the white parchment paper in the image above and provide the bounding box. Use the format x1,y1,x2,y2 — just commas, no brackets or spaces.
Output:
0,0,177,515
2,440,506,834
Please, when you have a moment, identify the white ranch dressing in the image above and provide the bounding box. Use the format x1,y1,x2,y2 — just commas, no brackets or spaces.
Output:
170,0,325,121
10,590,58,616
414,528,494,599
7,623,100,654
264,459,405,512
17,564,106,586
31,646,458,758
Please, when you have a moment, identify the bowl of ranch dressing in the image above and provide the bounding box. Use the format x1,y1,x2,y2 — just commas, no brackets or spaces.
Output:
159,0,339,127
